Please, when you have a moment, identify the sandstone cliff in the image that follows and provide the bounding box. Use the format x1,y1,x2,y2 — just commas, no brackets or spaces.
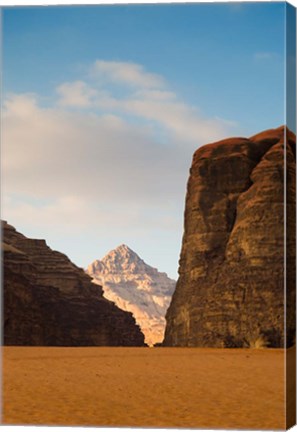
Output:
164,126,296,348
87,244,176,346
2,221,145,346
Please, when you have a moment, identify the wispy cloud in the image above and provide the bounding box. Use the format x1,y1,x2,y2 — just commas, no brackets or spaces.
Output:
90,60,165,89
57,59,234,143
56,81,98,108
2,60,236,256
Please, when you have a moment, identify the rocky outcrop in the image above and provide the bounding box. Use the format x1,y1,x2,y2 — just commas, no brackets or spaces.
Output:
2,221,145,346
87,244,176,346
164,126,296,348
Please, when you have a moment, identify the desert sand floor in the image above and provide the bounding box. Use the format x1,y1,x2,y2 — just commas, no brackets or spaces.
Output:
1,347,292,429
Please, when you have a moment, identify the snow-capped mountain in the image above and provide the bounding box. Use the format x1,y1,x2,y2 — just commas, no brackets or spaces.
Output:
86,244,176,346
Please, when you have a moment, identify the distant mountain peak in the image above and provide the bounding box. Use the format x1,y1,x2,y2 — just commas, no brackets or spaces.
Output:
86,246,176,346
116,244,132,251
102,244,141,261
96,244,152,276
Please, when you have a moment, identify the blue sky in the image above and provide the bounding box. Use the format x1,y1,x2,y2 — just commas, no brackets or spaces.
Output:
4,3,286,128
1,3,290,278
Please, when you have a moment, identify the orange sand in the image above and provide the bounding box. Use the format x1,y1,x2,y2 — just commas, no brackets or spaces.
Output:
1,347,289,429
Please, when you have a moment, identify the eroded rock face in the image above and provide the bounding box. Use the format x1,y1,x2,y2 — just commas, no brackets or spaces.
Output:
2,221,145,346
164,126,296,348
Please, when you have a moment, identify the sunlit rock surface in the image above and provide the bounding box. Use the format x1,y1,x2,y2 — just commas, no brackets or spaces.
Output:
87,244,176,346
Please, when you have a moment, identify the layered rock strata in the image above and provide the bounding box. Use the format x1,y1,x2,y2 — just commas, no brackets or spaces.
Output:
2,221,145,346
164,126,296,348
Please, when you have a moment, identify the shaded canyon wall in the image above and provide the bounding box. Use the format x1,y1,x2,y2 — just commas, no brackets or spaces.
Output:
2,221,145,346
164,126,296,348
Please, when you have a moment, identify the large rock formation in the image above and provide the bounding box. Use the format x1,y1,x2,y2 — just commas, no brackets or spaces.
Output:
164,126,296,348
2,221,145,346
87,244,176,346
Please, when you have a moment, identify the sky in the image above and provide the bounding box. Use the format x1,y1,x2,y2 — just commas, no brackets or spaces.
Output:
1,2,291,278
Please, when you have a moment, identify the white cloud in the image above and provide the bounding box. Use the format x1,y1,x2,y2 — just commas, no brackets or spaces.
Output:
95,91,231,143
2,93,189,204
4,93,39,118
57,60,235,144
56,80,98,107
2,60,236,263
90,60,165,89
3,194,181,235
